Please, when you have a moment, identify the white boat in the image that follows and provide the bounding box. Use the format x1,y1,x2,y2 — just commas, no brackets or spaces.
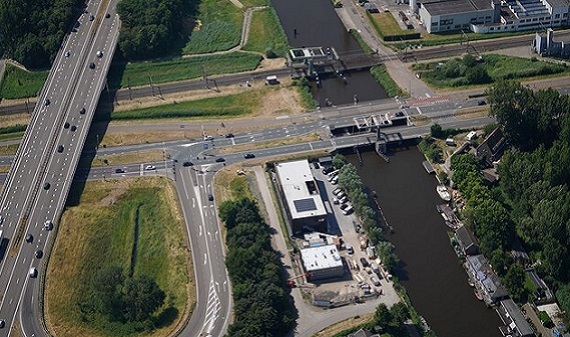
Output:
436,185,451,202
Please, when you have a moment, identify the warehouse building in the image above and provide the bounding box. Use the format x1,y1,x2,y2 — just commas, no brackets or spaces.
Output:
300,245,344,281
418,0,570,33
275,160,328,235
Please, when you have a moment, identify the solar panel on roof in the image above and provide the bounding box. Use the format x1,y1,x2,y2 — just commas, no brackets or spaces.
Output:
294,198,317,213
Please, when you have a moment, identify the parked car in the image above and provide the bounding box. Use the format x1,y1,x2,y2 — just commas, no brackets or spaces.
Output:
360,257,369,268
332,187,342,195
346,244,354,254
183,161,193,167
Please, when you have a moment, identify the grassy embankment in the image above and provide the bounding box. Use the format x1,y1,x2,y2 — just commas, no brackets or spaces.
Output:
243,5,290,57
414,54,570,89
45,177,194,337
0,64,48,99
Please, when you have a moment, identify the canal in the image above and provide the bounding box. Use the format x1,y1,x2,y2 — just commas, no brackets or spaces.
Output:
346,149,503,337
270,0,388,106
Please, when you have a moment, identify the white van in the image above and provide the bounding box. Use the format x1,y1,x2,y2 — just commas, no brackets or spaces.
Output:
370,262,380,274
370,275,381,286
342,205,353,215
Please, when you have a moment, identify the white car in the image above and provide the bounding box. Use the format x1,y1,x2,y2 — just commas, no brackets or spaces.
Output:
44,220,53,231
0,215,3,224
145,165,156,171
96,50,103,58
29,267,37,278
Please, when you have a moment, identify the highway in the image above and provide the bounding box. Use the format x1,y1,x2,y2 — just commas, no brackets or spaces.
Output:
0,0,120,336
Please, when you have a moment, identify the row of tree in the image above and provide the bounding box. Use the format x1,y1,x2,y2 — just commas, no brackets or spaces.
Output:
219,198,296,337
333,155,399,273
0,0,84,69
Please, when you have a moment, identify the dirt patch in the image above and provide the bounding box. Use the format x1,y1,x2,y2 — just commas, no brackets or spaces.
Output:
95,149,164,166
410,114,431,126
313,313,374,337
101,130,199,147
98,180,130,206
0,113,30,128
455,106,489,119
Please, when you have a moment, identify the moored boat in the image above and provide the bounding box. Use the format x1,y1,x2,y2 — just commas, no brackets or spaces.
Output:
436,184,451,202
474,289,483,301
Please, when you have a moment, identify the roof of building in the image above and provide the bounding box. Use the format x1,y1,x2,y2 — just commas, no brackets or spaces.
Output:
499,299,534,336
300,245,343,272
422,0,493,16
348,329,379,337
455,225,478,250
275,160,327,219
467,255,508,301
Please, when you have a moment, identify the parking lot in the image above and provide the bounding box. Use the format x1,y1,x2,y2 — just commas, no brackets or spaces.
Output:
307,163,400,307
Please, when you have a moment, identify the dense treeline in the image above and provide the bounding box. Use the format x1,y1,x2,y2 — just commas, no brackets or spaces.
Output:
0,0,84,69
116,0,196,60
480,80,570,317
218,198,295,337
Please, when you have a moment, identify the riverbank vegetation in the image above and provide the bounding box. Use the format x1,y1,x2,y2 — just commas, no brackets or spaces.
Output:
292,77,318,110
218,198,296,336
243,7,290,58
45,178,193,337
370,65,408,98
414,54,569,89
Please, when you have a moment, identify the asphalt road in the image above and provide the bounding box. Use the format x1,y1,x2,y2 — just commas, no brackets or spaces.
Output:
0,0,120,336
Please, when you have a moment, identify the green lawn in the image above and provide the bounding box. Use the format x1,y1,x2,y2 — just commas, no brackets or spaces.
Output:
45,178,193,337
416,54,570,89
108,53,262,89
182,0,243,54
243,7,290,57
369,12,414,37
0,64,48,99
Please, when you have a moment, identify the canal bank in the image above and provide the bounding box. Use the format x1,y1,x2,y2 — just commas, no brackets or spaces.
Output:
346,149,502,337
270,0,388,106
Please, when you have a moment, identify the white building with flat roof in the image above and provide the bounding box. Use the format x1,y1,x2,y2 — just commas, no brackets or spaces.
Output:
300,245,344,280
275,160,328,234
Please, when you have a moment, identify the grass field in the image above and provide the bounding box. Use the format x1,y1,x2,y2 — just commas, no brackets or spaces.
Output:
0,64,48,99
370,65,407,98
93,149,165,167
108,53,261,89
45,178,194,337
418,54,570,89
182,0,243,54
0,144,19,155
369,12,414,37
243,7,290,57
109,87,267,121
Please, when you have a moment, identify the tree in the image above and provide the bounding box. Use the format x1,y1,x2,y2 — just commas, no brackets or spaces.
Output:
390,302,409,324
466,65,491,85
122,275,166,322
332,154,347,169
490,249,513,277
430,123,445,139
556,283,570,316
503,264,526,301
377,241,399,273
92,266,125,318
374,303,393,327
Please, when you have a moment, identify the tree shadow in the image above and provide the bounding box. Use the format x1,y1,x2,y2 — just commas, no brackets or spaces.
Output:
154,306,179,328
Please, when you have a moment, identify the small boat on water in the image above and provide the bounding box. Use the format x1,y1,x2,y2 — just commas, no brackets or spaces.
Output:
436,184,451,202
474,289,483,301
468,279,475,287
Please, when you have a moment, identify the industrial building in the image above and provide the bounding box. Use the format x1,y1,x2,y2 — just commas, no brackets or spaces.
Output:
274,160,328,235
416,0,570,33
533,28,570,57
300,245,344,281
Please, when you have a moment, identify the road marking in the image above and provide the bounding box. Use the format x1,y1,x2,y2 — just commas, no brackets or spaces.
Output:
204,253,207,265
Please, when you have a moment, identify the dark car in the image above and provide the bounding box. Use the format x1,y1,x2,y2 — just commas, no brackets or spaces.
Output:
360,257,369,268
57,145,64,153
64,122,70,129
70,125,77,131
35,250,43,259
183,161,193,167
208,194,214,201
43,182,50,190
115,168,125,173
89,62,95,69
478,100,487,106
225,133,234,138
312,162,320,169
89,14,94,21
80,107,86,114
322,167,334,175
243,153,255,159
215,157,226,163
25,234,33,243
105,13,111,18
0,319,4,328
44,99,50,106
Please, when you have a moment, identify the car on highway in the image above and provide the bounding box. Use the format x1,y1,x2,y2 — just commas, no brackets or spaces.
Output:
0,319,4,328
80,107,86,114
44,99,50,106
44,220,53,231
0,215,3,224
64,122,70,129
478,100,487,105
43,182,50,190
105,13,111,18
208,194,214,201
182,161,193,167
29,267,37,278
57,145,64,153
225,133,234,138
65,51,70,57
243,153,255,159
25,234,33,243
115,168,125,173
89,14,94,21
89,62,95,69
145,165,156,170
70,125,77,131
35,250,43,259
215,157,226,163
96,50,103,58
